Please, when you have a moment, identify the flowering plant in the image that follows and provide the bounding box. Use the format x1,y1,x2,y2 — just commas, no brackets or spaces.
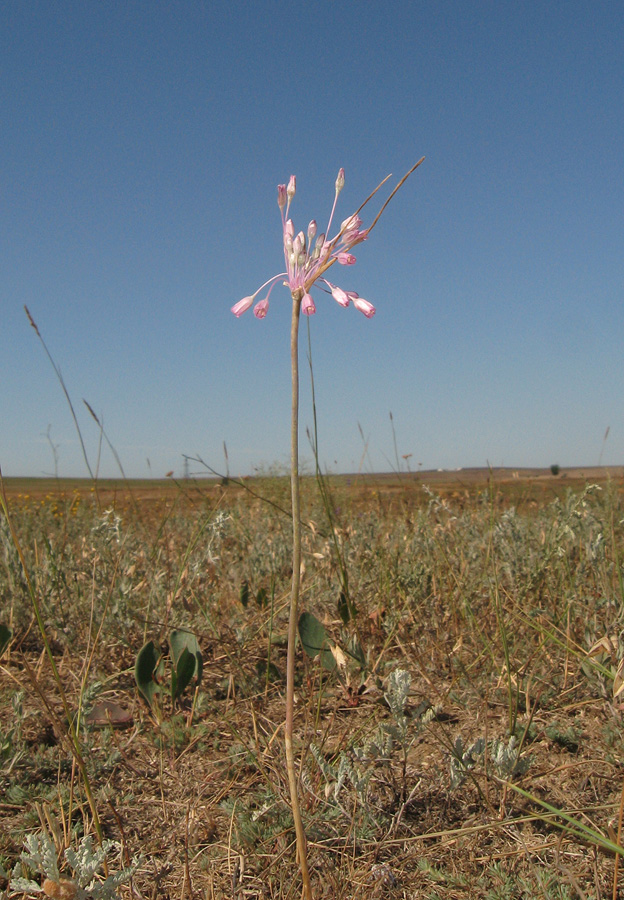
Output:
233,160,423,323
231,159,424,900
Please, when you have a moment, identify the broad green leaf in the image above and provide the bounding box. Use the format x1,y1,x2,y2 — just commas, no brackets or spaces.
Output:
298,612,336,671
240,580,250,608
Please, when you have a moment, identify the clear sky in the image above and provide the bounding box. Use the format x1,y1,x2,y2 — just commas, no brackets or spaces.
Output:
2,1,623,479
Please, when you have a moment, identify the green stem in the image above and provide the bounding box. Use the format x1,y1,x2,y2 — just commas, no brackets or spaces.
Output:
285,291,313,899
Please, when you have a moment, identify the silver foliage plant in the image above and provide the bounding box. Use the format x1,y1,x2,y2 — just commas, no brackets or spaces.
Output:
309,668,438,824
10,833,140,900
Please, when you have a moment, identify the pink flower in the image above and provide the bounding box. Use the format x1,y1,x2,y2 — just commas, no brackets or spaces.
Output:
254,298,269,318
301,293,316,315
231,295,254,317
337,251,356,266
328,283,350,307
350,294,376,318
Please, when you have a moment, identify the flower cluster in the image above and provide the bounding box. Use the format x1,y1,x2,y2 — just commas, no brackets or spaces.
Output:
232,169,376,320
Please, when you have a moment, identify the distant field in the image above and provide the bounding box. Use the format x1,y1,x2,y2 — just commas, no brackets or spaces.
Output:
4,464,624,497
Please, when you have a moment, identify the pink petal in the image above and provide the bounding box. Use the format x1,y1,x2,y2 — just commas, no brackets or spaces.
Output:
254,298,269,318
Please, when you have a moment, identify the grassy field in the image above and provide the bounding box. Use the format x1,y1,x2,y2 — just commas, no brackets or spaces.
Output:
2,468,624,899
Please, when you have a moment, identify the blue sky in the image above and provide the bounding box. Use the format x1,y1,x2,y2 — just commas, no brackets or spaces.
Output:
2,1,623,479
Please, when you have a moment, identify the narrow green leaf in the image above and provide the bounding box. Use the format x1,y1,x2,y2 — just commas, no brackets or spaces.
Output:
173,647,196,702
240,580,250,608
347,635,366,669
337,590,351,624
170,629,202,688
134,640,161,709
0,623,12,657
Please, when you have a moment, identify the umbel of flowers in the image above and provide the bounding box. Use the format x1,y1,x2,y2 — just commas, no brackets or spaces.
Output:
232,168,378,320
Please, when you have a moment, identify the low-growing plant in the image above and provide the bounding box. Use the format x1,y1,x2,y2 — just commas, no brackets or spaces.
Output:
134,628,202,717
10,831,140,900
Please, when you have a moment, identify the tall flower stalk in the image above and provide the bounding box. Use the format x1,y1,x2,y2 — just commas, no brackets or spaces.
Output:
232,158,424,898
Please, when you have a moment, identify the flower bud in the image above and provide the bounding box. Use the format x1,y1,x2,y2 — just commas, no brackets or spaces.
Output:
307,220,317,242
254,298,269,318
335,168,345,194
340,214,364,245
301,293,316,315
231,295,254,317
287,175,296,201
337,251,356,266
284,219,294,253
277,184,287,210
351,295,376,318
341,214,361,232
293,233,304,257
330,284,350,307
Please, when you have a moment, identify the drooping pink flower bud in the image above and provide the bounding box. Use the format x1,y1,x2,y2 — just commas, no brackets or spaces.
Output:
337,251,356,266
231,295,254,317
335,168,345,194
351,295,376,318
277,184,287,210
301,293,316,315
254,298,269,318
287,175,296,201
330,284,350,307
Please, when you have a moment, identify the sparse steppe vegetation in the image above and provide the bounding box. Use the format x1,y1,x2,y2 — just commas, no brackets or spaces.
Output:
2,468,624,898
